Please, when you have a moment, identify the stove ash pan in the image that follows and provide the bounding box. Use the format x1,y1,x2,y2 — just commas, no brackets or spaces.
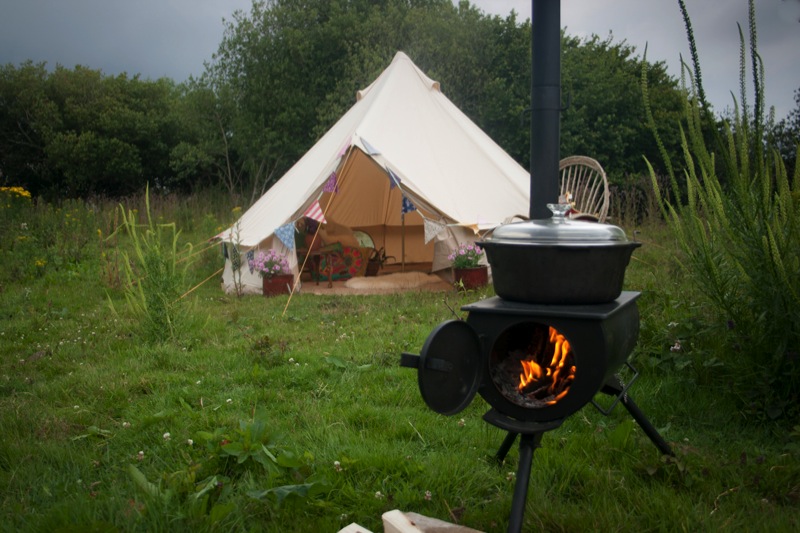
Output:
400,292,640,426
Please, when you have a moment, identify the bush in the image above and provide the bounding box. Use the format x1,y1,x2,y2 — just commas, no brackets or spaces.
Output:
114,187,193,343
643,0,799,418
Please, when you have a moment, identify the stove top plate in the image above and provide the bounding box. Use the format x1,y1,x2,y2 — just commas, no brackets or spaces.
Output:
462,291,640,320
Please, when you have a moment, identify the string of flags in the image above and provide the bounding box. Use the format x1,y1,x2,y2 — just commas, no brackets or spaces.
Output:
303,200,327,224
323,171,339,193
423,217,447,244
387,168,401,189
246,249,255,273
274,223,296,251
401,196,416,214
263,135,450,253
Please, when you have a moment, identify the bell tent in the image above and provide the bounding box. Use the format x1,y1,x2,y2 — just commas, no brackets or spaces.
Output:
218,51,530,293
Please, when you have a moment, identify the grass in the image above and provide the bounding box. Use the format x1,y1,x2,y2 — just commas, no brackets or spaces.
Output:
0,193,798,532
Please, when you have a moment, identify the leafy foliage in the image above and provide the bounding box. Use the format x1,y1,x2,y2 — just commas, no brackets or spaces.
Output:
644,0,800,416
113,187,192,343
1,1,693,203
0,63,182,198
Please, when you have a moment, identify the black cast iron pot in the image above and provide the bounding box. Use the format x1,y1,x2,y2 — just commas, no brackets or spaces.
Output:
479,204,640,305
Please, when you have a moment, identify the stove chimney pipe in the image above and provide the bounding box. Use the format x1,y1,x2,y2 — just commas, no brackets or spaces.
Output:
529,0,561,219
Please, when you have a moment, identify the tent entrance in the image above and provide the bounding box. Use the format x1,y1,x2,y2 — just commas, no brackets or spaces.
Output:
320,147,436,265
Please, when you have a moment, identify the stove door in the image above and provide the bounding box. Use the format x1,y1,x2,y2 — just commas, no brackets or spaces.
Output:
413,320,482,416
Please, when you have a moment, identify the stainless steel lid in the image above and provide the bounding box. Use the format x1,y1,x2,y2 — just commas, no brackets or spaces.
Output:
483,203,630,244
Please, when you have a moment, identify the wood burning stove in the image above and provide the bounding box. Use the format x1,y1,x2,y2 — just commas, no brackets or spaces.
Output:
400,1,673,531
401,292,673,533
401,292,641,425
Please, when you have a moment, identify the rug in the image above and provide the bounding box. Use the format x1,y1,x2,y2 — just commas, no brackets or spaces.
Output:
344,271,447,291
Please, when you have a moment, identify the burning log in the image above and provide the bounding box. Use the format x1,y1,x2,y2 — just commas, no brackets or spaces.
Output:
490,327,576,409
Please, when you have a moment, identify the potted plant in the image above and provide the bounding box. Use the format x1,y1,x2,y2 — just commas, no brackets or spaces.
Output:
366,247,394,277
249,249,293,296
448,242,488,289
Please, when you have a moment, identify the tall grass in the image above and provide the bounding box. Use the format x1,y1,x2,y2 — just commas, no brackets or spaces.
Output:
112,187,193,343
1,188,798,531
642,0,800,418
3,46,800,523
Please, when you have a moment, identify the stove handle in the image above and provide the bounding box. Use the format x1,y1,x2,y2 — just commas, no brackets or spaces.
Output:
400,352,419,368
400,352,453,372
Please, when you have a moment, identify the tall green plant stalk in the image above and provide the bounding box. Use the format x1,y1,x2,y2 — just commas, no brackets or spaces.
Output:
113,186,192,342
643,0,800,412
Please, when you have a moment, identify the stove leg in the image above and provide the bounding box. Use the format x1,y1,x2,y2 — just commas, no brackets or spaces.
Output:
507,432,542,533
620,394,674,456
495,432,518,464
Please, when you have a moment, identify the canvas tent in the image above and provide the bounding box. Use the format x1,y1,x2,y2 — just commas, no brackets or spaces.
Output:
218,51,531,294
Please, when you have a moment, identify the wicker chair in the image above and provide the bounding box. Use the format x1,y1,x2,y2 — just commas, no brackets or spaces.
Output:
558,155,610,223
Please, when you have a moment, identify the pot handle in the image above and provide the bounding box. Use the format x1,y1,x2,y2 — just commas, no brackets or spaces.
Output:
480,214,530,241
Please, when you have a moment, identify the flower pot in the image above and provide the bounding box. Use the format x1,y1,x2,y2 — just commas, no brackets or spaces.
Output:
366,259,381,277
453,266,488,290
262,274,294,297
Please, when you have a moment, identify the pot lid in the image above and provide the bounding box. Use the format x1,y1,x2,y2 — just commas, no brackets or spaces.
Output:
483,203,630,244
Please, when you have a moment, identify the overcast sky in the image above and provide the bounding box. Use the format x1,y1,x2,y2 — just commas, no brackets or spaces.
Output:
1,1,798,119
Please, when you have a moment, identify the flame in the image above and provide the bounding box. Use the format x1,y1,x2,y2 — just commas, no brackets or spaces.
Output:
517,327,574,404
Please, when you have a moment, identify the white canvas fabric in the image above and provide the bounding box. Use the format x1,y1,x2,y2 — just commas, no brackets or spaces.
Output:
218,51,531,293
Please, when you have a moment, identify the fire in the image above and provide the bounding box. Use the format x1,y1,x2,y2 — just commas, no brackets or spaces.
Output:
517,327,575,405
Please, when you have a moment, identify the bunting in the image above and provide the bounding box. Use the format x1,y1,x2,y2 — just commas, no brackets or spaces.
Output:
246,249,255,274
230,244,242,271
423,218,447,244
401,196,416,215
275,223,296,250
387,168,401,189
337,137,351,157
303,200,327,224
361,138,381,155
323,172,339,193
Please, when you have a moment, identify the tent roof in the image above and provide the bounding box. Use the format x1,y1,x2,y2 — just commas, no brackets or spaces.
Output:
221,51,531,247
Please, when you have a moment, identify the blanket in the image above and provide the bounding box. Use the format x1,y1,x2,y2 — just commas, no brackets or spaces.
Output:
344,271,446,291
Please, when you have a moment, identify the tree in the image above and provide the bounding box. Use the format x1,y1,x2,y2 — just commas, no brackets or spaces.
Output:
0,63,183,198
560,34,684,182
0,62,59,193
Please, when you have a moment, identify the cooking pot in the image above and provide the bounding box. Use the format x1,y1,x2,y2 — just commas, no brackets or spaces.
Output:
478,204,640,304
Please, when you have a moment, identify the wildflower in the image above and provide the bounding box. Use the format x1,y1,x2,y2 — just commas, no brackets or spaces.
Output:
447,242,484,268
506,472,515,481
196,380,201,385
333,460,342,472
163,432,171,441
288,357,295,364
137,451,144,461
670,341,682,352
249,249,290,279
668,322,679,328
226,398,232,404
458,418,465,427
187,439,194,446
375,491,384,499
122,421,131,429
424,490,432,501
